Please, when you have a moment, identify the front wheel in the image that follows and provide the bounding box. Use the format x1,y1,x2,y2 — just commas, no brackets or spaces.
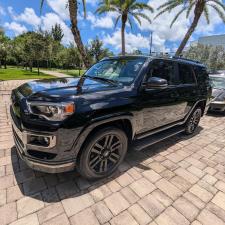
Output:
184,107,202,135
78,127,128,180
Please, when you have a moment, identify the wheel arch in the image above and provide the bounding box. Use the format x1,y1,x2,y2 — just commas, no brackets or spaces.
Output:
73,115,134,160
196,100,206,116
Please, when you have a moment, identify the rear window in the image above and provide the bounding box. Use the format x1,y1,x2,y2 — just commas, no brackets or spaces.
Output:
178,63,196,84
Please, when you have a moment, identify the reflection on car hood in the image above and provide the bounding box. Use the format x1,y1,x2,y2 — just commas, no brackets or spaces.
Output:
17,77,122,101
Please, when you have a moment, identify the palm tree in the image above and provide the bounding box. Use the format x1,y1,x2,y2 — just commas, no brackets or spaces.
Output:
96,0,154,55
155,0,225,56
41,0,91,68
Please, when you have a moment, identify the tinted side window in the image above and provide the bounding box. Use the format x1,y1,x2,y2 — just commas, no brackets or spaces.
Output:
193,66,209,84
148,60,176,85
178,64,196,84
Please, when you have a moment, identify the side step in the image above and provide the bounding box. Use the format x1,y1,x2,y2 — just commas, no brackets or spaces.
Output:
133,126,185,151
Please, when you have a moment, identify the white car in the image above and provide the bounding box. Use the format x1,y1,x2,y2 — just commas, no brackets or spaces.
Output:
209,74,225,113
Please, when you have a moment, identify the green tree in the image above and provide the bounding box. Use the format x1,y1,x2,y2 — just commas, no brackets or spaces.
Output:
88,36,112,62
155,0,225,56
0,30,11,69
41,0,91,68
184,43,225,71
51,23,64,42
96,0,153,55
17,31,51,74
132,49,143,55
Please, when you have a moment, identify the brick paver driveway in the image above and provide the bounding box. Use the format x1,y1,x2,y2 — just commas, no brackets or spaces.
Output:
1,80,225,225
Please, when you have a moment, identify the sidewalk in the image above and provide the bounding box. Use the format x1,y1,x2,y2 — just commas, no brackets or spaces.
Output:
40,70,72,78
1,82,225,225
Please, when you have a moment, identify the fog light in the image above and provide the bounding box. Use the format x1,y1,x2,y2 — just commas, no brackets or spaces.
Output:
28,135,50,147
43,137,50,145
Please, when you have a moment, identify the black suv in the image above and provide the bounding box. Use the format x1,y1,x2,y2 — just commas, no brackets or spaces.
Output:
10,56,211,179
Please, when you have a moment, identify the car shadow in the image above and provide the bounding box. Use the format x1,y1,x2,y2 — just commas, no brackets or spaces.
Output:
207,111,225,117
12,126,203,203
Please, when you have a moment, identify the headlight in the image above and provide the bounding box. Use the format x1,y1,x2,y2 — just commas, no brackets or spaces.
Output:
27,102,75,121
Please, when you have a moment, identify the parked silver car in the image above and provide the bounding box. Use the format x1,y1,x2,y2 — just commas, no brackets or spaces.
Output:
209,74,225,112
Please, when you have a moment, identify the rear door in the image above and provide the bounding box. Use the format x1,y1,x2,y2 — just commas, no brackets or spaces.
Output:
176,63,198,117
137,59,186,133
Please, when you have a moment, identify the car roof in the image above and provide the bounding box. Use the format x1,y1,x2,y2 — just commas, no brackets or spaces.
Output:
102,55,206,67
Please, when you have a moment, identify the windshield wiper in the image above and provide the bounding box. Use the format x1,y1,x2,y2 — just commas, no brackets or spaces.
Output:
83,75,119,85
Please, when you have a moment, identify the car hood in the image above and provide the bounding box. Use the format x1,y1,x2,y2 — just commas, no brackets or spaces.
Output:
212,88,225,98
17,77,122,101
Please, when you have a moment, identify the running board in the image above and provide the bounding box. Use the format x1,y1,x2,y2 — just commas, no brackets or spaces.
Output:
133,126,185,151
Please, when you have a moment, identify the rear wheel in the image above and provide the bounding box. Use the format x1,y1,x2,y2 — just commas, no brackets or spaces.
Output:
184,107,202,135
78,127,128,180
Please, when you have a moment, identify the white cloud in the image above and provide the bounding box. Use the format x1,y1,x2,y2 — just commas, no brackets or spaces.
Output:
4,22,27,35
17,8,41,28
134,0,225,52
46,0,69,20
87,12,116,29
41,13,74,45
7,6,14,17
8,6,41,28
194,4,223,35
0,5,5,16
133,0,189,52
6,6,73,45
103,29,150,53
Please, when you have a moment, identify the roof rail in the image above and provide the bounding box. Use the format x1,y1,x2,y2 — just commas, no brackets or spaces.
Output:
172,56,201,64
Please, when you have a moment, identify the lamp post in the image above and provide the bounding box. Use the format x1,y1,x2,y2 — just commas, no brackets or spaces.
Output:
149,31,153,55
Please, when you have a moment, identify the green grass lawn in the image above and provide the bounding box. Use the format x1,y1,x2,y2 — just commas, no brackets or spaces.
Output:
57,69,86,77
0,68,55,81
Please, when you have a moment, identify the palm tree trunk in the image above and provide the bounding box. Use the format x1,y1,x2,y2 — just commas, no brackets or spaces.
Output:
121,22,126,55
121,14,127,55
176,4,204,56
68,0,91,68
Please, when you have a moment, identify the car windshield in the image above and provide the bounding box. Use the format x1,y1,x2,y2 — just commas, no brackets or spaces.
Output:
84,58,146,85
210,76,225,89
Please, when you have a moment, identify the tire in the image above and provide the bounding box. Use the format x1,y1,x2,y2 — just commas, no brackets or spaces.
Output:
184,107,202,135
78,127,128,180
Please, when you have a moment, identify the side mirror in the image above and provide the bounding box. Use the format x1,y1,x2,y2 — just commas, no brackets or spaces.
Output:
145,76,168,89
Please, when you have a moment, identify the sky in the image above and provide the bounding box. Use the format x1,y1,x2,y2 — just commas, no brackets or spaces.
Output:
0,0,225,54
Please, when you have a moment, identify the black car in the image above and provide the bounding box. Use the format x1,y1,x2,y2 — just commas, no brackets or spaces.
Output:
10,56,211,179
208,74,225,112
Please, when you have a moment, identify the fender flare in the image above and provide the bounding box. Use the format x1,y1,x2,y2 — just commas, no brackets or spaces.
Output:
72,113,135,158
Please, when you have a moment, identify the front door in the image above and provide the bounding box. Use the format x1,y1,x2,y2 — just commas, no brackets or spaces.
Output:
137,59,187,134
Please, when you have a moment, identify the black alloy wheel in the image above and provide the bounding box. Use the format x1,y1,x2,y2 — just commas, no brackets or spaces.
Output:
185,107,202,134
78,127,128,180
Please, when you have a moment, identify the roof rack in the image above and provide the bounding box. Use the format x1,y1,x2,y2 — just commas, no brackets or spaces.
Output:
172,56,201,64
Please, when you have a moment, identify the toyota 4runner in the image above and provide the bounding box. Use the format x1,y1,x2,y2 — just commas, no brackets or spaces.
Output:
10,56,212,179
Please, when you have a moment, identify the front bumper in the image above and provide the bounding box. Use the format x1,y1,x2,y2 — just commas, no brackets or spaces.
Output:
209,101,225,112
11,112,75,173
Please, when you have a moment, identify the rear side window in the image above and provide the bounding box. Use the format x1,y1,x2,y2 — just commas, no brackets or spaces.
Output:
178,63,196,84
193,66,209,84
148,60,176,85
